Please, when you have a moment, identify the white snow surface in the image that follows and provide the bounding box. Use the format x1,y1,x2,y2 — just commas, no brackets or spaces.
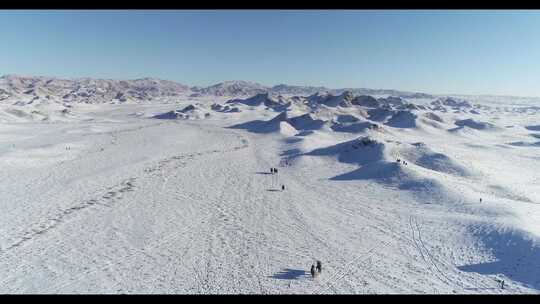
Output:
1,91,540,294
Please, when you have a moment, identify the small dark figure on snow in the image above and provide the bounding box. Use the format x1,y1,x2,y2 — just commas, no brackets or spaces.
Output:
501,280,505,289
397,159,401,163
480,198,482,203
310,264,316,278
282,185,285,191
275,168,278,174
316,261,322,274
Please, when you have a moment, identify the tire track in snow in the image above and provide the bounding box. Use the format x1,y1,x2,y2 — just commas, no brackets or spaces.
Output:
409,215,462,290
1,177,136,253
281,170,411,292
136,127,251,294
294,175,453,292
313,241,391,294
410,216,491,292
197,164,261,293
1,124,249,257
282,154,478,293
64,126,251,293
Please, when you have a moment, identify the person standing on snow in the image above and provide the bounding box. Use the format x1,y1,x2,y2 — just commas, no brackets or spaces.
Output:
316,261,322,274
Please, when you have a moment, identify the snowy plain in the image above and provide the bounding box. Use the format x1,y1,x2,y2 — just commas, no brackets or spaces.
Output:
0,87,540,294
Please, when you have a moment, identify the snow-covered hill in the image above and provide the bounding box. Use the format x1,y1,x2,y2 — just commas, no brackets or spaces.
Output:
0,74,192,105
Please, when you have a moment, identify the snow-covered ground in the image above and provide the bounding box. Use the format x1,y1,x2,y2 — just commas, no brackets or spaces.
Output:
1,92,539,294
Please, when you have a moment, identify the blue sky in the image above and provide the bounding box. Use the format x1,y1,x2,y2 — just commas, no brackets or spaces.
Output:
1,10,540,96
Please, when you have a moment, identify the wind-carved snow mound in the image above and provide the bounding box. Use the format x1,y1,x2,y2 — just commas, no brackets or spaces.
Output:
211,103,241,113
351,95,380,108
399,142,473,177
379,96,405,107
525,125,540,131
331,115,381,133
430,97,473,113
306,136,386,165
422,112,444,123
303,137,456,201
385,110,417,128
367,108,394,122
153,104,211,120
418,112,446,129
229,111,327,134
287,113,326,130
451,118,498,131
507,141,540,148
335,114,360,123
454,118,493,129
227,93,290,111
229,111,290,134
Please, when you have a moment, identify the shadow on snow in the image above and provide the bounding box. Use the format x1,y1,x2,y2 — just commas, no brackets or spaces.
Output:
457,227,540,291
269,268,307,280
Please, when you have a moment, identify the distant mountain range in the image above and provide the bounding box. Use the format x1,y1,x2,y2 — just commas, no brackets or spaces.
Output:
190,80,434,99
0,74,434,105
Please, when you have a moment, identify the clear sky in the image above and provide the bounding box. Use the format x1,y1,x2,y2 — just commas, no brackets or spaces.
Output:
1,10,540,96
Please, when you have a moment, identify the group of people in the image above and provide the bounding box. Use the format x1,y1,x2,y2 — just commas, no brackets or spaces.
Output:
396,158,408,166
310,261,322,278
279,159,292,167
270,167,285,191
